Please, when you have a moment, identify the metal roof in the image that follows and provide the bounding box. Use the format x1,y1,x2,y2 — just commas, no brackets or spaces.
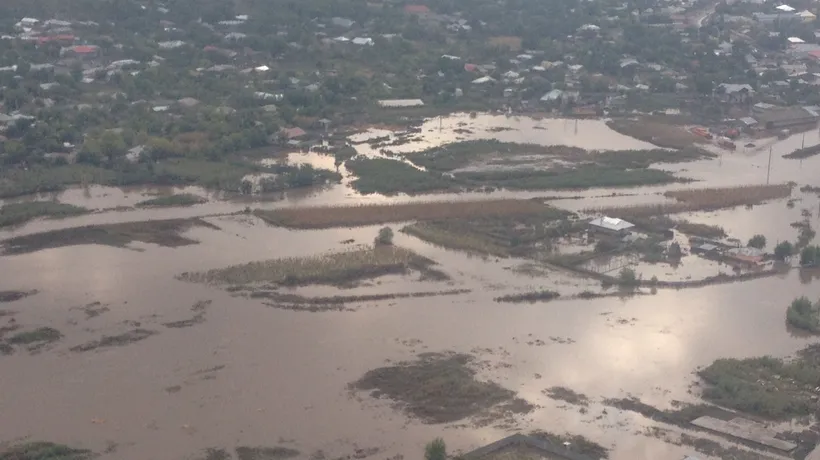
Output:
589,216,634,231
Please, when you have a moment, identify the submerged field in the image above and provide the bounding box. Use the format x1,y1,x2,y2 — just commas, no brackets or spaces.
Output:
1,218,218,255
3,114,820,460
179,245,446,287
342,141,713,195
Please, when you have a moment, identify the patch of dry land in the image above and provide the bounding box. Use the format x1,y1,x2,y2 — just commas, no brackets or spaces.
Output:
350,352,532,424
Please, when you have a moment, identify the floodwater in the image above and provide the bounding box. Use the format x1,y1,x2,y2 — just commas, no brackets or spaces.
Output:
1,216,818,460
4,113,820,460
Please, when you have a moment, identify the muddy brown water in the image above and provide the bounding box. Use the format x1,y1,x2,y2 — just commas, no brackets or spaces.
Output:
4,115,820,460
1,216,820,460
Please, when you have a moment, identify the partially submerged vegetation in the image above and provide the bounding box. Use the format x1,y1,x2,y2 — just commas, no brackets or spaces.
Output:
494,290,560,303
591,184,793,218
235,446,300,460
0,160,340,199
7,327,62,346
784,143,820,159
179,246,445,287
70,328,157,352
344,141,702,195
786,296,820,333
2,218,218,255
0,290,37,303
250,289,470,312
0,202,89,228
529,430,609,460
698,345,820,419
0,442,93,460
402,222,510,257
255,199,555,229
402,209,578,259
544,386,589,406
607,117,705,149
136,193,207,207
346,158,453,195
351,352,530,424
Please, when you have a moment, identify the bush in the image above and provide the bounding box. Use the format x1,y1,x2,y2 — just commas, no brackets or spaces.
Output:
424,439,446,460
800,245,820,266
594,239,618,253
748,234,767,249
618,267,639,287
787,296,820,333
668,242,682,260
375,226,394,246
774,241,793,261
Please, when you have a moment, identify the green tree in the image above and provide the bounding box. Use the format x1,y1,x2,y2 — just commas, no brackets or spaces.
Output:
375,226,394,246
668,242,682,260
774,241,793,261
424,438,446,460
618,267,639,287
800,246,820,266
787,296,820,333
748,234,766,249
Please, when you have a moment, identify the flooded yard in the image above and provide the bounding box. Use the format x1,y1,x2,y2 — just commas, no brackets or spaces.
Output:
4,113,820,460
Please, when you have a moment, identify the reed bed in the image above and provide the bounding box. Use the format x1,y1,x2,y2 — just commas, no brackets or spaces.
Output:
179,246,436,286
587,184,792,218
255,199,552,229
664,184,792,206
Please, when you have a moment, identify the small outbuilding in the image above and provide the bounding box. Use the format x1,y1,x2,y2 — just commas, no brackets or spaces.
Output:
588,216,634,236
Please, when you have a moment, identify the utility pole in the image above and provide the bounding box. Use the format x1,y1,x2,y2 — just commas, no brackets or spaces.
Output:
766,146,773,184
802,132,806,149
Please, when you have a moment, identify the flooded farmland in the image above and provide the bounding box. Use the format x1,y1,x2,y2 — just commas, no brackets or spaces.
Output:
4,113,820,460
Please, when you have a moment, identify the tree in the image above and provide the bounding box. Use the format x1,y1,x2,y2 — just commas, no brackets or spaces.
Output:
748,234,766,249
774,241,793,261
618,267,639,287
375,226,394,246
801,246,820,267
425,438,446,460
668,242,682,260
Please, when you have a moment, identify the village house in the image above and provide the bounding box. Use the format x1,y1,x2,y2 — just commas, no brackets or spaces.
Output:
588,216,634,236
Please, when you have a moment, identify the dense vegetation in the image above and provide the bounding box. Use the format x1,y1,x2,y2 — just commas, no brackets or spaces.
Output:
698,345,820,419
787,296,820,333
346,158,454,195
136,193,207,207
0,442,93,460
0,201,88,227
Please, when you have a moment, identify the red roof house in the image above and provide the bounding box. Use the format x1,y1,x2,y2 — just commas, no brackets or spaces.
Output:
464,63,478,72
37,34,75,45
282,127,307,139
404,4,431,14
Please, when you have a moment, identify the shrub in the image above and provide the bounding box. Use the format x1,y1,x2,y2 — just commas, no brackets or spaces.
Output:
375,227,394,246
748,234,767,249
800,245,820,266
787,297,820,333
594,239,618,253
618,267,639,287
668,242,682,260
425,439,447,460
774,241,793,261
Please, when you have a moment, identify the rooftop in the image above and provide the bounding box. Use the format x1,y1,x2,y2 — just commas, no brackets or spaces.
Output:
463,434,597,460
378,99,425,108
589,216,634,231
